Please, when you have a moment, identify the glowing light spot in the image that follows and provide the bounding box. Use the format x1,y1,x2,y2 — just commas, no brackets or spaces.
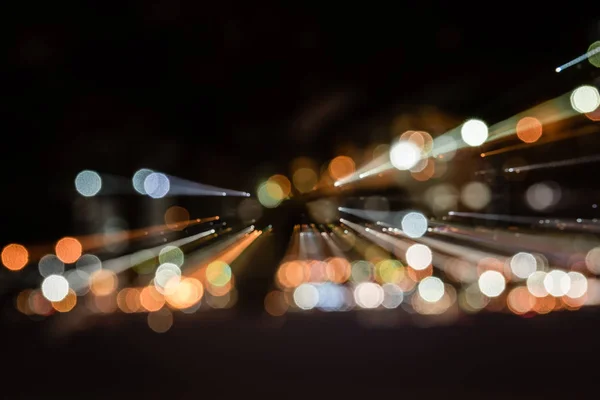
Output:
41,274,69,302
350,260,373,283
139,285,165,312
164,277,204,309
570,85,600,114
381,283,404,309
267,174,291,198
325,257,351,284
76,254,102,274
75,170,102,197
516,117,543,143
389,140,421,170
588,41,600,68
89,269,118,296
55,237,82,264
316,283,345,311
292,168,318,193
132,168,153,194
401,212,427,238
525,181,561,211
293,283,319,310
206,260,232,287
543,269,571,297
158,245,184,267
144,172,170,199
147,308,173,333
1,243,29,271
478,270,506,297
257,181,283,208
418,276,444,302
328,156,356,180
354,282,384,309
164,206,190,231
460,181,491,210
510,252,537,279
566,271,587,298
38,254,65,277
51,289,77,312
154,263,182,293
460,119,488,146
507,287,535,315
585,247,600,274
264,290,288,316
405,244,432,270
526,271,548,297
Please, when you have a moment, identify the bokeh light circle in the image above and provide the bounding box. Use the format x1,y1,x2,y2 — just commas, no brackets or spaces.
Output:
75,170,102,197
390,140,421,171
570,85,600,114
41,274,70,302
144,172,170,199
516,117,543,143
401,212,428,238
1,244,29,271
461,119,488,146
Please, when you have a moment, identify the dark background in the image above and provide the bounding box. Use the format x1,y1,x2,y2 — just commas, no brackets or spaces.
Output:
3,3,600,398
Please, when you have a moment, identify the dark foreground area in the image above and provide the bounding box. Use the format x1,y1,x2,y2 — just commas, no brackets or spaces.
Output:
4,308,599,399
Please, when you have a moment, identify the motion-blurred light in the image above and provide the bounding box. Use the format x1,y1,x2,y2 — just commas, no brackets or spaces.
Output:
431,135,457,161
460,119,488,146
